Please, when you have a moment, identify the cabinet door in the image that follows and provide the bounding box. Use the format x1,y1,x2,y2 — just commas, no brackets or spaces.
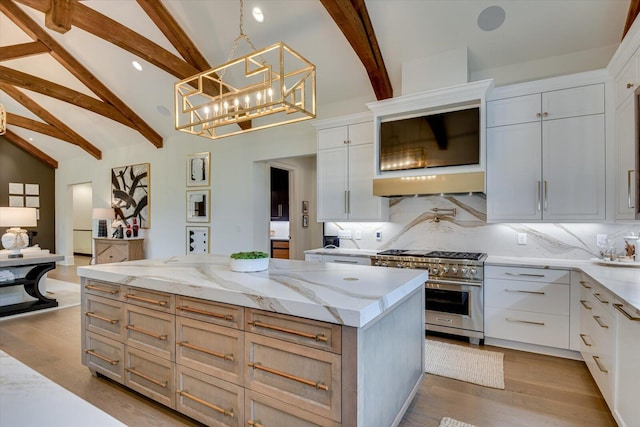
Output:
486,122,542,221
317,146,348,221
542,84,604,120
616,96,637,219
346,121,373,146
542,114,605,221
318,126,348,150
348,142,383,220
487,94,541,127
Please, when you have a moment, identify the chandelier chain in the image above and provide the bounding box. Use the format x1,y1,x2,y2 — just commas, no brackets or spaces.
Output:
220,0,260,80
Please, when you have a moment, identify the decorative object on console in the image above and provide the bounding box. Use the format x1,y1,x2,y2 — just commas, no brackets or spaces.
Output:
186,152,210,187
174,0,315,140
229,251,269,272
111,163,150,228
91,208,115,238
0,207,37,258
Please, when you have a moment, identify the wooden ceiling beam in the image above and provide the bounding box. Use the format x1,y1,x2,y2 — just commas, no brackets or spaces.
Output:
0,66,131,126
0,41,50,61
2,129,58,169
320,0,392,100
1,83,102,159
7,112,79,142
623,0,640,40
2,0,163,148
45,0,73,34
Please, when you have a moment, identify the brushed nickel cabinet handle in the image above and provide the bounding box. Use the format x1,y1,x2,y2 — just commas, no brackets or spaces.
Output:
580,300,592,310
85,311,119,324
579,280,592,289
177,341,234,361
84,349,119,366
505,272,545,278
125,367,167,388
247,320,328,342
543,180,548,211
593,293,609,304
248,362,329,391
592,315,609,329
579,334,592,347
85,284,119,295
177,390,234,417
126,294,168,307
542,112,549,117
537,181,542,211
628,170,635,209
344,191,349,214
505,289,545,295
592,356,608,373
613,303,640,321
505,318,545,326
177,305,234,321
347,190,351,214
126,324,167,340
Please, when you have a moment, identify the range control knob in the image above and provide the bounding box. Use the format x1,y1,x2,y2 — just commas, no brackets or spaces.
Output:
432,267,439,275
451,266,458,274
470,268,478,276
442,266,449,274
461,267,468,275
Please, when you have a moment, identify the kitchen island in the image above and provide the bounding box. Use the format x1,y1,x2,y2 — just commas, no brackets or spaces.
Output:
78,254,427,427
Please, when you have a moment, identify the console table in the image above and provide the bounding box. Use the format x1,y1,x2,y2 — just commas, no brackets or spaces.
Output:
0,253,65,317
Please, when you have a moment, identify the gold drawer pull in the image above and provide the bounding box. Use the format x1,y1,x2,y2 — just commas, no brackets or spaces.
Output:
593,293,609,304
178,341,234,361
247,362,329,391
85,284,119,295
580,300,592,310
613,303,640,321
85,311,119,324
247,320,328,343
592,315,609,329
125,367,167,388
126,294,168,306
505,289,545,295
579,280,592,289
177,390,234,417
247,421,264,427
592,356,608,373
84,349,119,365
505,318,545,326
126,325,168,340
579,334,592,347
177,305,233,321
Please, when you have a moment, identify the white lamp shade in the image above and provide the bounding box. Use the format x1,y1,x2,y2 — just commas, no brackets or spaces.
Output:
92,208,115,220
0,207,37,227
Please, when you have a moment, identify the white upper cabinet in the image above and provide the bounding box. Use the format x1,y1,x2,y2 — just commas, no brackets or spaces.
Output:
487,82,606,222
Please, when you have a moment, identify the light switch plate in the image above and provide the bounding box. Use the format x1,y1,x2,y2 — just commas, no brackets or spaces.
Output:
375,231,382,241
517,233,527,245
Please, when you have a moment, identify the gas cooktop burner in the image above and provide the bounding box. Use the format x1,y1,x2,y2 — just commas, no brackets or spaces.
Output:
375,250,485,261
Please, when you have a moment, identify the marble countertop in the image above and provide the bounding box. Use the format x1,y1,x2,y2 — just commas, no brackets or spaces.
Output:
0,350,125,426
78,254,427,328
304,248,379,257
487,256,640,312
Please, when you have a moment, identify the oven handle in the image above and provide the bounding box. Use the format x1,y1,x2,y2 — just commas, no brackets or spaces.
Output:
426,279,482,287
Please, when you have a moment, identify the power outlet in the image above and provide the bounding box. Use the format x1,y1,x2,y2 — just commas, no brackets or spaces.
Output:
375,231,382,241
597,234,608,247
354,230,362,240
517,233,527,245
337,230,352,239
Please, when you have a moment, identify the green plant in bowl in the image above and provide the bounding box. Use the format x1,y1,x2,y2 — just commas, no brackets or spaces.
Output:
229,251,269,272
230,251,269,259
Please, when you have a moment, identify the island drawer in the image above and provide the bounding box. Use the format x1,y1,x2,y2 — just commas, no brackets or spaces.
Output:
84,293,125,341
485,265,570,284
125,304,175,361
124,286,175,313
485,280,569,315
245,309,341,354
245,389,341,427
176,296,244,330
176,365,244,427
124,346,175,409
177,316,244,385
83,279,124,301
485,307,569,349
245,332,341,422
84,331,124,384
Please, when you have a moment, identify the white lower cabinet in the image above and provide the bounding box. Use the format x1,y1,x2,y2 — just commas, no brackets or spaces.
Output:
305,253,371,265
613,299,640,427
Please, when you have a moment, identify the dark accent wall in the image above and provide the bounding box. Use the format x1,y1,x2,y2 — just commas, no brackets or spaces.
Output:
0,138,56,252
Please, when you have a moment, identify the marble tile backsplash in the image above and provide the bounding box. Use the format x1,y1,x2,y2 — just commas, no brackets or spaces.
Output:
324,194,638,260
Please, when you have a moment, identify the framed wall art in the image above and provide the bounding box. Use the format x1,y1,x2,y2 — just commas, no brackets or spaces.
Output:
186,152,210,187
186,189,210,222
186,226,209,254
111,163,150,228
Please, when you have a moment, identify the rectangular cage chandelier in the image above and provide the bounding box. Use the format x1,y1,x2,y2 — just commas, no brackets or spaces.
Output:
175,42,316,140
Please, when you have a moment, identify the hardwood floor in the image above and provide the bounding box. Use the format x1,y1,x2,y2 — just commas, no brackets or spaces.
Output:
0,261,617,427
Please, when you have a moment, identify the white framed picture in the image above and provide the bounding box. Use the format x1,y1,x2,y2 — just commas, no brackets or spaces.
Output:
186,152,210,187
186,189,210,222
186,226,209,254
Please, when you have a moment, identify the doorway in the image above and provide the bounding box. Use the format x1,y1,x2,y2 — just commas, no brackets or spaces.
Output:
71,182,92,256
269,166,291,259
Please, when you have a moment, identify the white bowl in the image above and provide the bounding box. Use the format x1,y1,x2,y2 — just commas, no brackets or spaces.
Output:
230,257,269,272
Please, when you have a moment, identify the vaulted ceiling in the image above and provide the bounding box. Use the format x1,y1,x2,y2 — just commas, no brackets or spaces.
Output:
1,0,637,168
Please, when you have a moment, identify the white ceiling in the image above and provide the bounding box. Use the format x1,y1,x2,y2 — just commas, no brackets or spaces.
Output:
0,0,632,163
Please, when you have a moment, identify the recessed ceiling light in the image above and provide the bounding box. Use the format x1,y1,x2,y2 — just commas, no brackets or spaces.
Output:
477,5,505,32
252,7,264,23
132,60,143,71
157,105,170,117
28,137,33,141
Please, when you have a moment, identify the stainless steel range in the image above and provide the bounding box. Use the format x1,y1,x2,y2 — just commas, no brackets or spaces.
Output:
371,250,486,344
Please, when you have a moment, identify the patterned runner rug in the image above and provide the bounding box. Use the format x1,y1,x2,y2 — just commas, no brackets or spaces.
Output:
440,416,478,427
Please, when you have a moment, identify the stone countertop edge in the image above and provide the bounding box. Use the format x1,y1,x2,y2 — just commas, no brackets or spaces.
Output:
486,256,640,313
77,255,428,328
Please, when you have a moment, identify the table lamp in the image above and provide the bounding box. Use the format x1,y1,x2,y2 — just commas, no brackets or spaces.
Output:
0,207,38,258
92,208,115,238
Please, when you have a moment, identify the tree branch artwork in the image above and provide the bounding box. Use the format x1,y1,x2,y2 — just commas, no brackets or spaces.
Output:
111,163,150,228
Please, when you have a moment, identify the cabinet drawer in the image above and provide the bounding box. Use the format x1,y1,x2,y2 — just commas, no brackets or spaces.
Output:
245,390,340,427
84,331,125,383
485,307,569,349
125,304,175,361
177,316,244,385
485,280,569,315
176,365,244,427
176,296,244,329
84,293,125,341
245,333,341,422
272,240,289,249
485,265,570,284
83,279,124,301
246,309,341,354
124,286,174,313
125,346,175,409
272,248,290,259
96,242,130,264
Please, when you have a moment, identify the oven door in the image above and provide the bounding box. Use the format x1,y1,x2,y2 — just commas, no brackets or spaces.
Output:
425,280,483,336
